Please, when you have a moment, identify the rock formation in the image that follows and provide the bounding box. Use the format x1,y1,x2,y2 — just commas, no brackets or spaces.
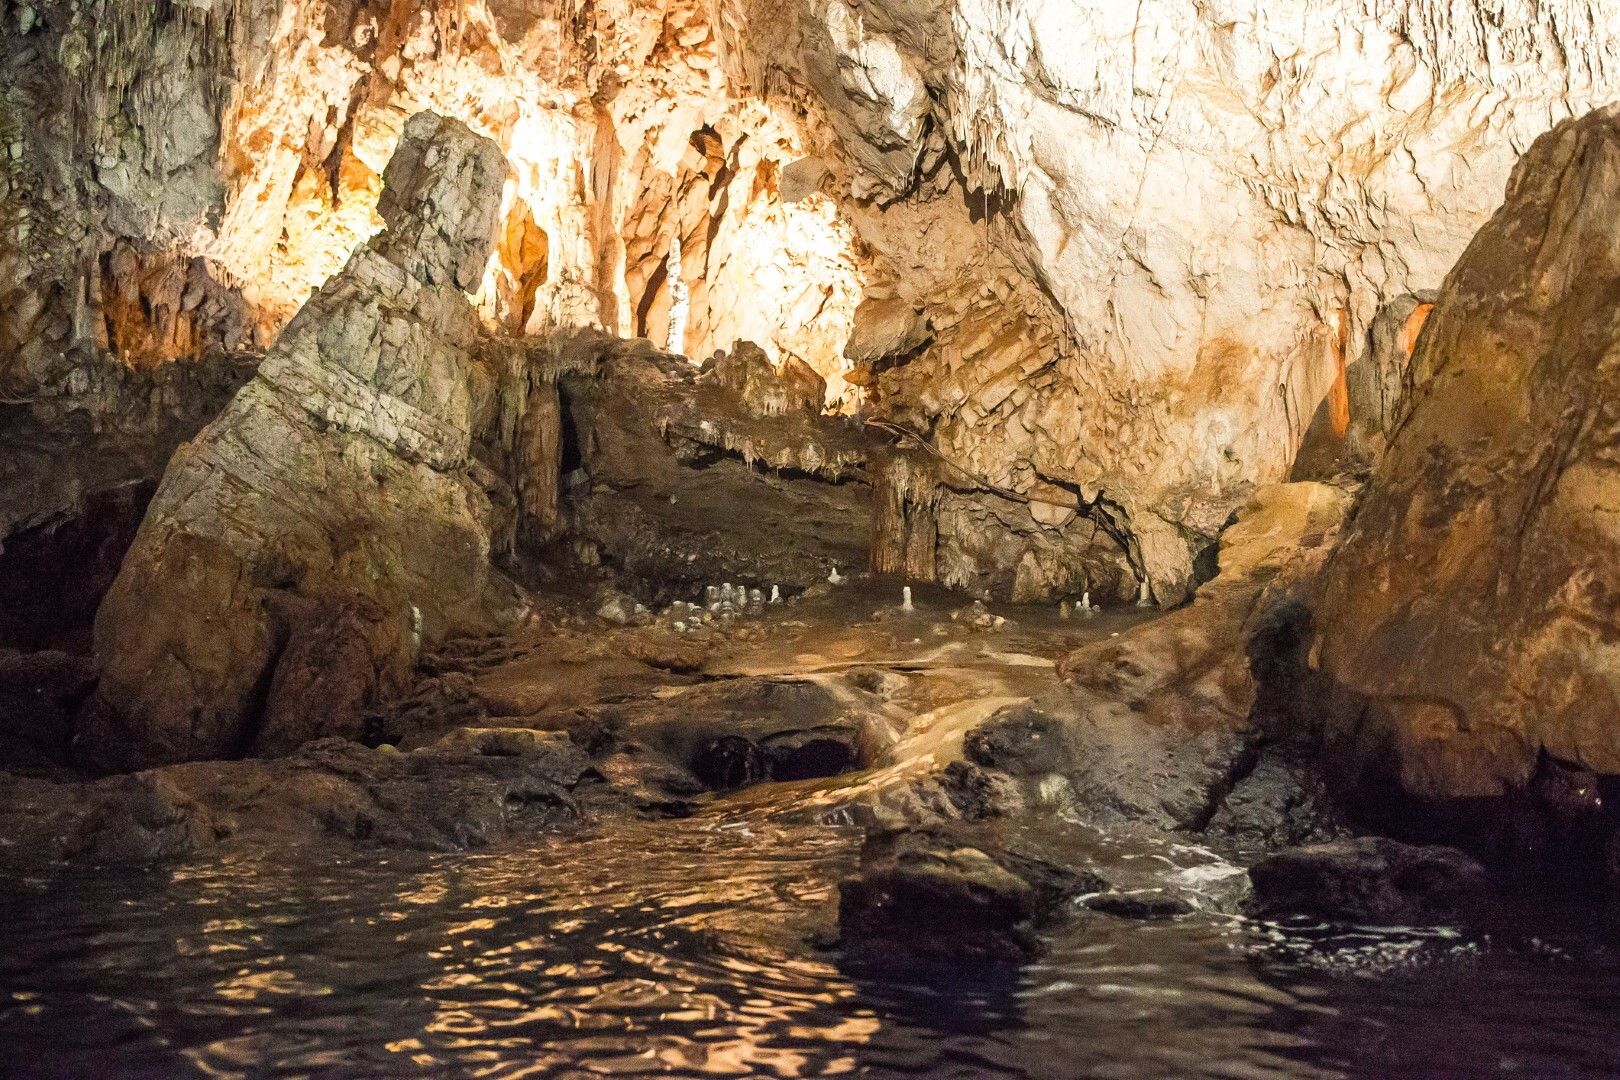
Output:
742,0,1620,599
557,334,880,596
1307,104,1620,856
860,481,1352,849
11,1,1610,603
84,112,513,771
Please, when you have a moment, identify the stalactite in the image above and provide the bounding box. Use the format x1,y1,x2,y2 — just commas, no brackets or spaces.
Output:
871,447,939,580
665,234,689,355
517,375,564,549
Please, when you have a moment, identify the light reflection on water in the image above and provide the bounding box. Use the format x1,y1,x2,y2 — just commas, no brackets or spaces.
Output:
4,806,1620,1079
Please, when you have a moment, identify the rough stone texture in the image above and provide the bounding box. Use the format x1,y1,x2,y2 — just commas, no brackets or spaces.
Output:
12,0,1608,604
906,482,1354,839
85,112,514,771
837,824,1099,963
1,351,259,548
701,339,826,419
1248,838,1489,924
739,0,1620,600
1310,105,1620,810
0,733,592,873
555,332,880,595
1056,482,1352,746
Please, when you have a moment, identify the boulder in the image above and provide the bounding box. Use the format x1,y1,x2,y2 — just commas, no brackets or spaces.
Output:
1248,838,1489,924
85,112,513,770
964,701,1254,833
837,825,1099,963
0,733,592,872
1309,105,1620,822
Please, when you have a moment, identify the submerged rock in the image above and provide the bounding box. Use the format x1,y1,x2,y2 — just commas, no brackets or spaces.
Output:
1248,838,1489,924
837,826,1100,963
86,113,513,770
1084,892,1196,920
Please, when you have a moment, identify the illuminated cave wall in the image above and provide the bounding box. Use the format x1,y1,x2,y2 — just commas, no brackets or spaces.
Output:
9,0,1618,602
0,0,864,401
729,0,1620,600
211,0,864,400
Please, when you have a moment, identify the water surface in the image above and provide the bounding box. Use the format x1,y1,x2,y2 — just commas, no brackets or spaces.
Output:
5,797,1619,1079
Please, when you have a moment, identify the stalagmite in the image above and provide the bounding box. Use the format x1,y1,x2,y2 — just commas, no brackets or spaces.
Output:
1137,580,1153,608
901,586,914,612
665,235,689,356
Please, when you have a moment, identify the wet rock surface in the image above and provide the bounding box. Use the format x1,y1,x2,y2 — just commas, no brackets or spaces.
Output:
1248,838,1490,924
0,733,593,874
919,482,1356,841
837,824,1100,963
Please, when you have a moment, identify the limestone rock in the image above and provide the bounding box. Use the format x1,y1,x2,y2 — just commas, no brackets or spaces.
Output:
702,339,826,418
1248,838,1489,924
796,0,931,202
753,0,1620,600
1310,105,1620,810
86,112,513,770
556,333,877,592
1058,482,1352,737
843,295,929,368
931,482,1357,837
837,824,1100,963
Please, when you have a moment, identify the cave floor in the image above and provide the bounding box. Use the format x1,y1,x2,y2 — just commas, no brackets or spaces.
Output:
6,581,1620,1077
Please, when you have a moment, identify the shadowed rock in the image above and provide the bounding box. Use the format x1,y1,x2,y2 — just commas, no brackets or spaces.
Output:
838,825,1100,963
1248,838,1489,924
0,731,591,872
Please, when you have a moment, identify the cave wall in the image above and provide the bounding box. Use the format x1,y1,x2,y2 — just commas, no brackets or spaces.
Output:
731,0,1620,599
5,0,1619,603
0,0,864,398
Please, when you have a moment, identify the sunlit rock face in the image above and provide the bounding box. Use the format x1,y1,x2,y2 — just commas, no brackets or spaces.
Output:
1310,105,1620,817
741,0,1620,599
